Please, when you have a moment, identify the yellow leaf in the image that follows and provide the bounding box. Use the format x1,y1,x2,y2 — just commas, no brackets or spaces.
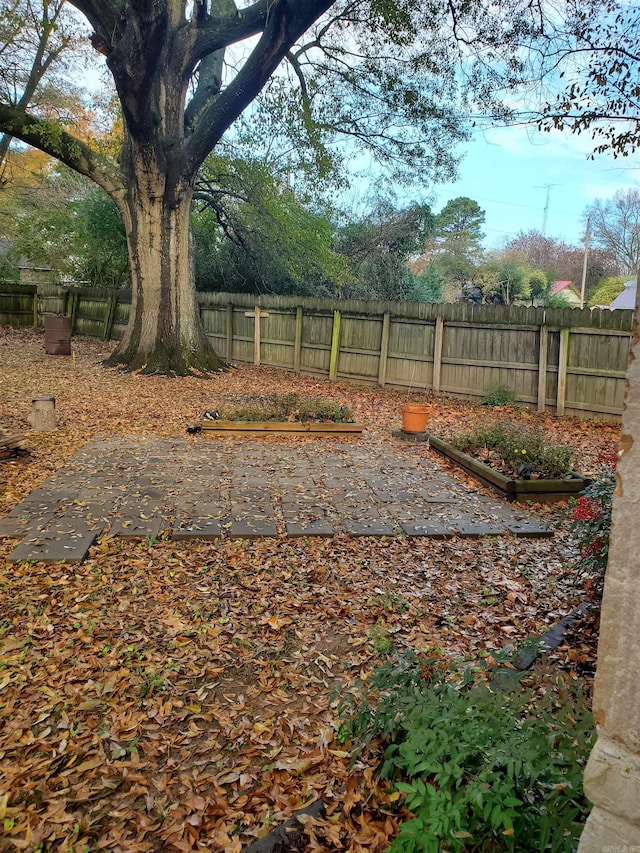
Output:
62,755,104,776
503,828,514,836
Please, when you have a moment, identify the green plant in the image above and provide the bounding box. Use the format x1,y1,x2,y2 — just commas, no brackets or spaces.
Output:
218,393,355,423
482,386,517,407
367,624,393,655
338,652,593,852
571,457,617,576
454,422,575,479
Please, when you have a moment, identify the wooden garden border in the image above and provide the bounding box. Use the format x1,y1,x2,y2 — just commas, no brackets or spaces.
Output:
201,421,363,436
427,435,589,503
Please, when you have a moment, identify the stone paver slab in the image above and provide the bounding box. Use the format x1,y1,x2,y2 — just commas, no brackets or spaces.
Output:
285,521,334,538
0,434,551,559
345,520,396,537
172,519,222,541
454,521,505,537
0,517,41,538
229,520,278,539
401,521,454,539
110,517,165,539
7,525,97,563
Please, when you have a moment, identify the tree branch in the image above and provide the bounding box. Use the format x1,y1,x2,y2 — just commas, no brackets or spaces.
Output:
189,0,270,65
0,102,124,198
186,0,334,171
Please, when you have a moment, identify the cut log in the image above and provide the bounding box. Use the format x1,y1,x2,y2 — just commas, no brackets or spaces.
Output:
27,395,57,432
0,433,29,458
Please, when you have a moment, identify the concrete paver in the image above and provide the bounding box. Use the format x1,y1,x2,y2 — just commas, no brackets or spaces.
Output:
1,435,552,562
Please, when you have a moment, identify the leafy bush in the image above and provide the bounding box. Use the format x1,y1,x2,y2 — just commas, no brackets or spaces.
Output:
482,386,517,407
218,393,355,423
571,457,617,575
338,652,594,853
454,422,575,479
587,276,627,308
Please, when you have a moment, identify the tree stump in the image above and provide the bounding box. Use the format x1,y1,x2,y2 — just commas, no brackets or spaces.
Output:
28,395,56,432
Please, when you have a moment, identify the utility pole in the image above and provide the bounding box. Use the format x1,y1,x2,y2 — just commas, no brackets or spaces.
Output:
580,215,591,309
536,184,560,237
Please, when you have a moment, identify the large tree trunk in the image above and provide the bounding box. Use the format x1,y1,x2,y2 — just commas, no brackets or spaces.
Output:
105,150,224,376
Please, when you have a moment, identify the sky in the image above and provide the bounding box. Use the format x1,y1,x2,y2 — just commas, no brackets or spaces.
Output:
427,123,640,250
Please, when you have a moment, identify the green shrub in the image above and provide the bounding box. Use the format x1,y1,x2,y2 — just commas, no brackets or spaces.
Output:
219,393,355,423
454,422,575,479
338,652,594,853
482,386,517,407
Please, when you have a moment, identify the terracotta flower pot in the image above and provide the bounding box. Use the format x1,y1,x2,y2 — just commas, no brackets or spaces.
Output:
401,403,431,434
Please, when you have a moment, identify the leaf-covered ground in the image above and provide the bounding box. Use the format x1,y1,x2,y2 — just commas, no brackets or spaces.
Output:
0,328,619,851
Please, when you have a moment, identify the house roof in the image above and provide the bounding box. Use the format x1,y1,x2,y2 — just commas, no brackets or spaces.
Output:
610,279,637,310
551,280,577,296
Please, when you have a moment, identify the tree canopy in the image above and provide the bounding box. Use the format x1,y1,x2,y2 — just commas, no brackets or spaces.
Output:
586,189,640,275
539,0,640,156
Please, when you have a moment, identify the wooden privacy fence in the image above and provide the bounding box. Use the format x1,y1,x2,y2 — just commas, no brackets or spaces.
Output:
1,282,634,420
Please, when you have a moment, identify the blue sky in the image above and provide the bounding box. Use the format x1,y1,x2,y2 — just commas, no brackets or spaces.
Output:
430,124,640,250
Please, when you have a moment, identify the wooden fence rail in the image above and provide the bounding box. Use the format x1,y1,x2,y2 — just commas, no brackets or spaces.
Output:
1,281,634,420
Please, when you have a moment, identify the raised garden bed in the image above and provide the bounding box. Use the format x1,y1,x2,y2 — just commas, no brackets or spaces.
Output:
201,393,363,437
428,435,589,503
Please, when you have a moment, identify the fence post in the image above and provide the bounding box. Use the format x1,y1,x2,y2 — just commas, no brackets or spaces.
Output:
70,291,79,334
432,315,444,392
377,311,391,386
32,288,38,328
245,304,269,366
557,328,570,416
102,292,118,341
293,306,303,372
226,302,233,361
329,310,341,380
537,324,548,412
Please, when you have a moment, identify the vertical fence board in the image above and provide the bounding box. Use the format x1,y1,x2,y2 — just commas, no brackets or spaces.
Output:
537,325,548,412
557,328,570,416
226,303,233,360
378,311,391,386
293,306,303,373
329,310,341,380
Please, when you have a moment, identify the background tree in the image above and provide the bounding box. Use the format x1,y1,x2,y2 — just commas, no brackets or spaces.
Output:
503,230,572,282
586,189,640,275
504,228,621,298
0,0,86,183
336,200,437,300
472,255,547,304
8,168,130,288
193,154,350,296
429,196,486,286
588,275,628,307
